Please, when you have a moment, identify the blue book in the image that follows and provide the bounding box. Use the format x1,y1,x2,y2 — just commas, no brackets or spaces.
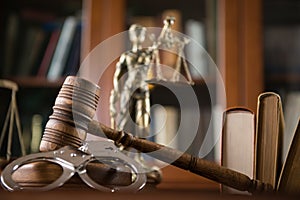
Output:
47,16,78,80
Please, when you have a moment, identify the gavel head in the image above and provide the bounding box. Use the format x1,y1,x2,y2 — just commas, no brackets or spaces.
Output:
39,76,100,152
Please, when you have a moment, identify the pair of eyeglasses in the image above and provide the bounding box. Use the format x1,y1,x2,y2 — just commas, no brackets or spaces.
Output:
1,140,146,192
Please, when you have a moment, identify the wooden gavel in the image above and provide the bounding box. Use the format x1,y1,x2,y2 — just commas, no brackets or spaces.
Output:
39,76,273,193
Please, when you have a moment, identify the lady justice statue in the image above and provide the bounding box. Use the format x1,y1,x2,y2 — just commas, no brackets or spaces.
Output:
109,24,153,136
109,17,193,183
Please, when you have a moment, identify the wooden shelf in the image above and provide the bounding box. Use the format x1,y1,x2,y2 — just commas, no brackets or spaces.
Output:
265,74,300,91
150,78,212,107
158,165,219,191
266,74,300,85
7,77,64,88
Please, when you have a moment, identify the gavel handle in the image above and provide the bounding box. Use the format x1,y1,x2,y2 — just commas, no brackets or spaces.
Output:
88,120,273,193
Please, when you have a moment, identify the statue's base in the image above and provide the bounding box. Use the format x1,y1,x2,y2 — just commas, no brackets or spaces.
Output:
145,167,162,185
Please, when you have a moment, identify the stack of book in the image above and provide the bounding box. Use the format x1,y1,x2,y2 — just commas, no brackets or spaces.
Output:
221,92,300,194
2,11,81,80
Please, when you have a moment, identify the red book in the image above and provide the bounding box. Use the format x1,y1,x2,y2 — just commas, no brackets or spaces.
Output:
37,29,60,77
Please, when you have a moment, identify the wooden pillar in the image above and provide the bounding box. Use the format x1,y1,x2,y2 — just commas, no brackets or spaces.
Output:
81,0,125,125
218,0,263,112
81,0,125,60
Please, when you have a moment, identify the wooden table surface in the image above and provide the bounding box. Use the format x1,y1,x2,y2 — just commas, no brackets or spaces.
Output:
0,162,299,199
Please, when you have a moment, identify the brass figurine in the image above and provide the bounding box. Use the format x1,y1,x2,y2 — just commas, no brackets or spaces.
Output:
109,17,194,181
109,24,152,136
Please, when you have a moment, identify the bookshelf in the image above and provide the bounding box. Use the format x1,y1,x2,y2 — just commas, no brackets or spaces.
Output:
5,0,297,192
0,0,221,188
81,0,218,127
263,0,300,92
0,0,82,81
83,0,299,193
0,0,264,187
0,0,82,156
80,0,264,121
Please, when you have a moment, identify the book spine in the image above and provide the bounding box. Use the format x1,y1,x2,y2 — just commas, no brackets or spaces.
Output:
277,119,300,193
63,23,81,76
30,114,43,153
37,29,61,77
221,107,255,195
255,92,283,188
282,92,300,161
47,16,77,80
151,106,179,149
185,19,208,78
3,13,19,77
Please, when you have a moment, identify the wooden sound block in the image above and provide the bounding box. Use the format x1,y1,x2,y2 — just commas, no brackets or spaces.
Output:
10,161,132,188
